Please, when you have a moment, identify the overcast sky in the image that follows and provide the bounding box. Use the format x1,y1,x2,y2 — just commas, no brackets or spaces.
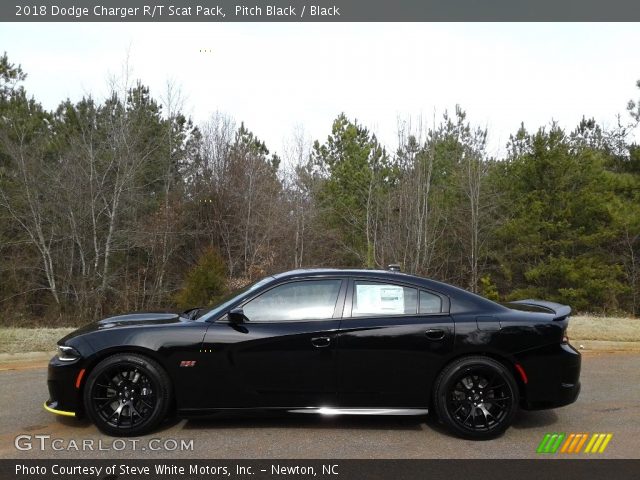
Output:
1,22,639,158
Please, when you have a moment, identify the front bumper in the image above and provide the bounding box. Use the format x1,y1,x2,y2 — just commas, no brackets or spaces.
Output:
45,355,84,417
43,400,75,417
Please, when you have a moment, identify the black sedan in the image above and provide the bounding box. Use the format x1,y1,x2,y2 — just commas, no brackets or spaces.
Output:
45,268,581,439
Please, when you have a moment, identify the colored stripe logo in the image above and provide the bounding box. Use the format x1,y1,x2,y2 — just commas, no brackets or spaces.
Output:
537,433,612,454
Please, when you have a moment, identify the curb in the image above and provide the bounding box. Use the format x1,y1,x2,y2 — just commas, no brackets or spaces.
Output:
0,351,54,369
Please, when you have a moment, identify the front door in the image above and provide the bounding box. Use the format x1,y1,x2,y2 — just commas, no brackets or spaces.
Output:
198,278,346,409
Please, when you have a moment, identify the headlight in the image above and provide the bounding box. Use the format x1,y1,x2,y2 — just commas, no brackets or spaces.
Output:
56,345,81,362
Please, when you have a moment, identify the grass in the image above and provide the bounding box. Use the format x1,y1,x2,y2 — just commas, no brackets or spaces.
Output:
569,315,640,342
0,327,75,354
0,316,638,355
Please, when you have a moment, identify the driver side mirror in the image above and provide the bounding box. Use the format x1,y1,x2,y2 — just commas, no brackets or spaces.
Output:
228,307,246,323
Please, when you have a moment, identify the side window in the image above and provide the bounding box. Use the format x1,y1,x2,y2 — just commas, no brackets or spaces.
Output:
243,280,342,322
419,290,442,314
352,281,417,317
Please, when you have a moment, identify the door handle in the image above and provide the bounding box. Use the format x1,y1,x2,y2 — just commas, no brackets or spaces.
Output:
311,336,331,348
425,329,445,340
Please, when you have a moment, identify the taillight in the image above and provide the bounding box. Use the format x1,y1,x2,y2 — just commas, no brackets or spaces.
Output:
514,363,528,384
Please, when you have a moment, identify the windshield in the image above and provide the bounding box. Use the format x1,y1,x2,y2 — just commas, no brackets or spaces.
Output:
197,276,274,322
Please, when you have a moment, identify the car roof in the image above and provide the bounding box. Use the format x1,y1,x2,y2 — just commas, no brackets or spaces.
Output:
272,268,455,292
269,268,506,313
273,268,414,280
274,268,390,277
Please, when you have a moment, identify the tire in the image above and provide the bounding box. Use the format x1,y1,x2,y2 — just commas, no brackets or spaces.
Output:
83,353,171,436
433,356,519,440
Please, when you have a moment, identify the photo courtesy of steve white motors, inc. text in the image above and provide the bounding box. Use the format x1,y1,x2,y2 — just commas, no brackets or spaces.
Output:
14,4,342,19
15,463,339,477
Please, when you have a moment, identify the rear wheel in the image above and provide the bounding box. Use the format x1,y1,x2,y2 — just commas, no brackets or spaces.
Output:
83,353,171,436
433,356,518,439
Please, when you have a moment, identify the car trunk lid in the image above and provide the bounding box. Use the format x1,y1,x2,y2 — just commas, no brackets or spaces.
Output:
504,299,571,321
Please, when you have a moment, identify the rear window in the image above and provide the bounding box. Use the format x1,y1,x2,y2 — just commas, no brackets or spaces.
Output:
352,281,418,316
419,290,442,314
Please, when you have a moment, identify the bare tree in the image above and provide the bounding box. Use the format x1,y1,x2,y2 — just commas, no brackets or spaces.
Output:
283,125,312,268
0,124,61,304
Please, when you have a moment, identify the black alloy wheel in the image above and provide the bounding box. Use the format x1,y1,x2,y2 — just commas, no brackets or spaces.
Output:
434,356,519,439
83,353,171,436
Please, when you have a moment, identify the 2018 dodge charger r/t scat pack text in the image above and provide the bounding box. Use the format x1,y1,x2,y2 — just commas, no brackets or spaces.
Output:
45,269,581,439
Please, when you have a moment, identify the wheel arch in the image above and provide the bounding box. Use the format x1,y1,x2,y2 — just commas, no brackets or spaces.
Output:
78,346,175,414
432,350,528,407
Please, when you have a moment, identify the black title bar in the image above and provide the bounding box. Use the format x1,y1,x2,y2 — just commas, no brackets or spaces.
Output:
5,0,640,22
2,459,640,480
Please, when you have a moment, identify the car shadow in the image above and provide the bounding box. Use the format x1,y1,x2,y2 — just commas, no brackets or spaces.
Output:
178,408,559,434
55,416,92,429
421,409,559,440
511,409,559,430
51,415,184,434
51,409,558,436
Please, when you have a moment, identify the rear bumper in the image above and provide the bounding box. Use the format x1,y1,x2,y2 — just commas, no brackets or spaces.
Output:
523,380,581,410
45,355,83,417
517,343,582,410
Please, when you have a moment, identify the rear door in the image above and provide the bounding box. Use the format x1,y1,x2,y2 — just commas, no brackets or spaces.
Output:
198,278,346,409
336,278,454,408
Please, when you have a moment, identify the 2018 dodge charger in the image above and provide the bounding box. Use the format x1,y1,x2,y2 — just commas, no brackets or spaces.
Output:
45,268,581,439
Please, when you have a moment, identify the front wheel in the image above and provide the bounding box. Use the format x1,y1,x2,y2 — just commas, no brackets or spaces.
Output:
83,353,171,436
433,356,519,439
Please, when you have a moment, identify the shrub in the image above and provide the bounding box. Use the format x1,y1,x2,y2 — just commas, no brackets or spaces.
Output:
480,274,500,301
175,247,228,309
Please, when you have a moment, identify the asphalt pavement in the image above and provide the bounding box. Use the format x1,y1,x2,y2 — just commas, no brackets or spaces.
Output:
0,351,638,459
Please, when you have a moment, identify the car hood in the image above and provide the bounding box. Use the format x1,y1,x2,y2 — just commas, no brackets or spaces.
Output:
59,312,185,343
